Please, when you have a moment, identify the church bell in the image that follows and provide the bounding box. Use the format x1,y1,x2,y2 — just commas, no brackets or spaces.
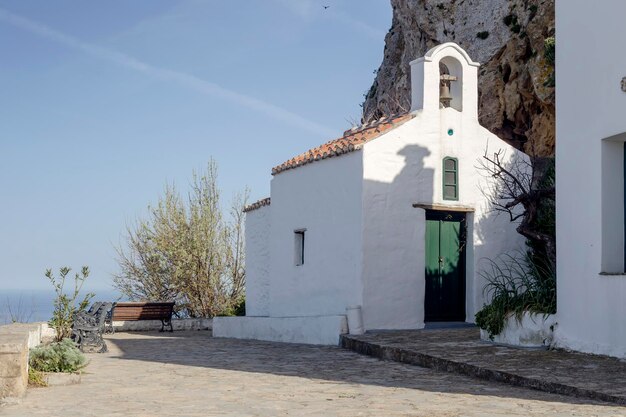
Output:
439,81,452,108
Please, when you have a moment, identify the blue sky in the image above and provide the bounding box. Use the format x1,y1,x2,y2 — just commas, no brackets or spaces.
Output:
0,1,392,291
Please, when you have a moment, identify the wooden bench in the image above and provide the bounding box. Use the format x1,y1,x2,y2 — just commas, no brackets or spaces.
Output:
111,302,175,332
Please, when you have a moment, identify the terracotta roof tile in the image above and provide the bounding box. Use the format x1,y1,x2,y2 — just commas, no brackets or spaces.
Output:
243,197,271,213
271,113,413,175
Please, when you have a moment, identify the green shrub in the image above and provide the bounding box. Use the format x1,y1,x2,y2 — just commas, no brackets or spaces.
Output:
475,252,556,339
29,339,87,373
216,298,246,317
28,368,47,387
46,266,94,342
233,298,246,316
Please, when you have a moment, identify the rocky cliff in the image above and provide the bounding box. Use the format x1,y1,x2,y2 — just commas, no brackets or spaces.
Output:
363,0,555,156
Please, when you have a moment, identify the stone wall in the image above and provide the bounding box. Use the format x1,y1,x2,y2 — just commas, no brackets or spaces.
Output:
0,323,44,402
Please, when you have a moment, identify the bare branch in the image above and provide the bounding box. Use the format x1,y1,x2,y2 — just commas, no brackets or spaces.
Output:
477,145,556,267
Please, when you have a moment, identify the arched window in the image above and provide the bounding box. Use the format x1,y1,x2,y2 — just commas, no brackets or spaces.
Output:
443,157,458,200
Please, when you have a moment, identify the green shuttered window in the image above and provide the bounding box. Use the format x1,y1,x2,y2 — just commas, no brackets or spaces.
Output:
443,157,458,200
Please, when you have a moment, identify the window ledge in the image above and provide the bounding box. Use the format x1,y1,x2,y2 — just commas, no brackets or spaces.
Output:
599,272,626,277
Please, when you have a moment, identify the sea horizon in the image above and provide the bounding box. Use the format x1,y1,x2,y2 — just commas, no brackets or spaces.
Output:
0,288,125,324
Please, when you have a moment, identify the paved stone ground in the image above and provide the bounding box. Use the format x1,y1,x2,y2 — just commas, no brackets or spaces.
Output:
2,331,626,417
342,328,626,404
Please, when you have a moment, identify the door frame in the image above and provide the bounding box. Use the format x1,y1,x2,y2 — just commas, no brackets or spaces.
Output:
424,209,468,322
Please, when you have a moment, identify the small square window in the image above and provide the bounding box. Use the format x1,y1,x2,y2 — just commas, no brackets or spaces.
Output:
294,230,305,266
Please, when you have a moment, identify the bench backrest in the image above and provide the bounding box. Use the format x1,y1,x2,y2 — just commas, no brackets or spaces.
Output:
95,302,114,327
88,301,103,314
73,302,113,330
111,302,175,321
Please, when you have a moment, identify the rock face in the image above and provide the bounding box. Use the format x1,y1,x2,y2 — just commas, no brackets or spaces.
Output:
363,0,555,157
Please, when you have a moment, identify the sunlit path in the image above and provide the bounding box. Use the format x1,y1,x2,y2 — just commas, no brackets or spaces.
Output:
3,331,624,417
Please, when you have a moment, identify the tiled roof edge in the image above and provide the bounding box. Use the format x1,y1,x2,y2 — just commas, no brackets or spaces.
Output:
271,113,413,176
243,197,271,213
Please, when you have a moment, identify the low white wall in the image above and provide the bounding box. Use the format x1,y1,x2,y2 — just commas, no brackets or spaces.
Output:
480,312,556,348
113,318,212,332
213,315,348,345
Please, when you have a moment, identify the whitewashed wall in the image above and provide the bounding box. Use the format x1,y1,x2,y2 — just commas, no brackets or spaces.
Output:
361,111,525,329
268,153,364,317
236,43,527,344
213,315,347,345
244,205,271,316
361,43,526,330
556,0,626,358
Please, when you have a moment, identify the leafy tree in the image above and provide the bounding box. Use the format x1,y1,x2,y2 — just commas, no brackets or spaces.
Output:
113,160,248,318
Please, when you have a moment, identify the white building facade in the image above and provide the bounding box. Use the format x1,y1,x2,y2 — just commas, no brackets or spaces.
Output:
214,43,527,345
555,0,626,358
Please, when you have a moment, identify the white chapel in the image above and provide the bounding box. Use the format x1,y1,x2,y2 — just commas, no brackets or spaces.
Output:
214,43,527,345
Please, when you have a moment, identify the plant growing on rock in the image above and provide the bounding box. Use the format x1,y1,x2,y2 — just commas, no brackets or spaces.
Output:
543,36,556,87
46,266,94,342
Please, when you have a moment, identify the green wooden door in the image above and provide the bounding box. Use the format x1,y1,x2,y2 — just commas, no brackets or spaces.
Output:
425,211,466,321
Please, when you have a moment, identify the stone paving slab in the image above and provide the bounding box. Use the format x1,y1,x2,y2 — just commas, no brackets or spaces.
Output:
1,331,625,416
341,327,626,405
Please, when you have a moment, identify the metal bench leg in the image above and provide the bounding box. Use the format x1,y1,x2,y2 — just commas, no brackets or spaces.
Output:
160,318,173,332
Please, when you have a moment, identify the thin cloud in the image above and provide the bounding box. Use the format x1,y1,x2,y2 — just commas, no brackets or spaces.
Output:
274,0,386,41
274,0,316,18
0,7,336,138
331,10,386,41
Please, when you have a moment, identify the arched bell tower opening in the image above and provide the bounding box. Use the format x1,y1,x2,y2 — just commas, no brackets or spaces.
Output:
409,42,479,118
438,57,463,112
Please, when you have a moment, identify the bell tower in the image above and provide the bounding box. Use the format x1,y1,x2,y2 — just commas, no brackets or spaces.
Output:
409,43,480,119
